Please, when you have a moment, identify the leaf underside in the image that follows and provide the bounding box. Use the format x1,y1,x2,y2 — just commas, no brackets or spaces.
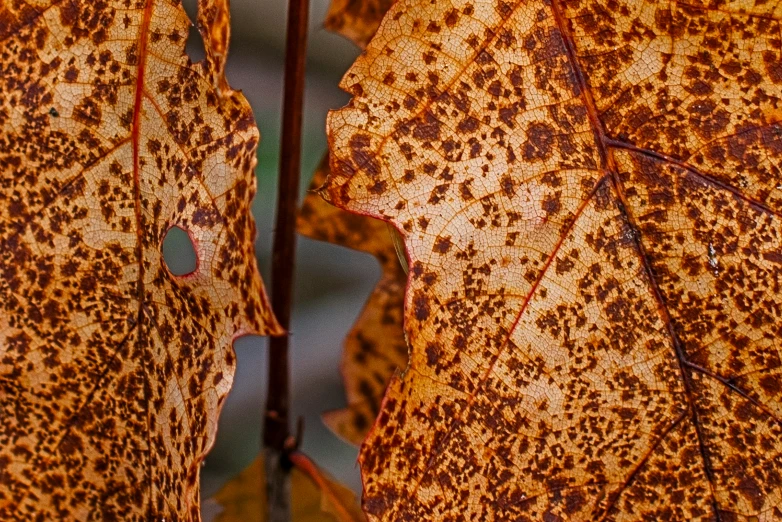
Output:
0,0,279,519
298,155,408,446
326,0,782,519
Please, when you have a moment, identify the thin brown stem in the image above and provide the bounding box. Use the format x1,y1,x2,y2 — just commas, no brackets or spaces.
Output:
264,0,309,518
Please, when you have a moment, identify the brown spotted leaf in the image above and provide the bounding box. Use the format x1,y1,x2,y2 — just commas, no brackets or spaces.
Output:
209,452,365,522
298,155,408,446
0,0,281,520
326,0,782,519
325,0,396,49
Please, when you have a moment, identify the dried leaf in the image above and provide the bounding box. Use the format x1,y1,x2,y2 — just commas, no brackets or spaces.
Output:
209,452,365,522
0,0,280,519
325,0,396,49
326,0,782,519
298,155,407,445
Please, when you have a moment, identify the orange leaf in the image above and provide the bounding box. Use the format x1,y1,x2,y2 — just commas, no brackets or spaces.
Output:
298,155,408,446
325,0,396,49
0,0,280,519
208,452,365,522
326,0,782,519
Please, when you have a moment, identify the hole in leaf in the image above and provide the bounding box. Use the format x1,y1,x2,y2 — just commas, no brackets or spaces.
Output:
182,0,205,63
162,226,197,276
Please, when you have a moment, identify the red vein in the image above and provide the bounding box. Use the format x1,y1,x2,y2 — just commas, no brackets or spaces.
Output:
131,1,154,519
398,175,608,514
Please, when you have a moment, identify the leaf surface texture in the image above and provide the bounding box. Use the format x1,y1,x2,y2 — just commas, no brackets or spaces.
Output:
326,0,782,519
0,0,279,519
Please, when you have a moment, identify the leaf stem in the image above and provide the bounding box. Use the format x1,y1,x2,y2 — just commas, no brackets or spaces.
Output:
265,0,309,518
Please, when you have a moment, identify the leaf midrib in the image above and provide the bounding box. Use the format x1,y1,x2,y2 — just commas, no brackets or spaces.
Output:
546,1,727,518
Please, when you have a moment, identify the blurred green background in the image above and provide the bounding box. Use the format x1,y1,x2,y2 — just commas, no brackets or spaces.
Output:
164,0,384,513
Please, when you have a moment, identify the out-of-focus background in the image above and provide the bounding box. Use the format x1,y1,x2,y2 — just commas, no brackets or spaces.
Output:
166,0,385,509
